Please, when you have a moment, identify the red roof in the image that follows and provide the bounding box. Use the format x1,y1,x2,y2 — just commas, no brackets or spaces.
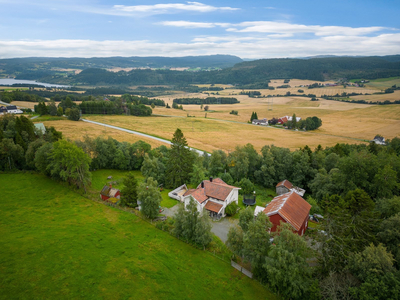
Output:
278,116,288,124
184,188,208,203
200,179,238,201
204,201,223,213
185,178,239,204
263,191,311,231
276,179,293,189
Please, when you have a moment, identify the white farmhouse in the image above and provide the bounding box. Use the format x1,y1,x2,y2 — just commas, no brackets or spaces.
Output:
181,177,240,219
6,105,23,114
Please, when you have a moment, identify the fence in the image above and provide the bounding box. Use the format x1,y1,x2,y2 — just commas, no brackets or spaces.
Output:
231,260,253,278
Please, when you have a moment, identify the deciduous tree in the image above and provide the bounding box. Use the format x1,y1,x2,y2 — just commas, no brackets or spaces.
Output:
138,177,162,219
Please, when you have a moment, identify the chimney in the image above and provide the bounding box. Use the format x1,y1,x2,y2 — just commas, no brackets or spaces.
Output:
209,177,213,182
201,181,204,188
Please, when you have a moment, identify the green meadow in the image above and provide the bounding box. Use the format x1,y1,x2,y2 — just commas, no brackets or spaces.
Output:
0,173,277,300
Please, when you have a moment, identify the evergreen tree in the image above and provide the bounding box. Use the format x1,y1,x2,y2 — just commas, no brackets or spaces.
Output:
292,113,297,129
120,172,138,207
165,129,194,188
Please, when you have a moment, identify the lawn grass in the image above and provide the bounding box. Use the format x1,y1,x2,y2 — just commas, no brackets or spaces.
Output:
160,189,178,208
232,186,276,219
91,169,176,208
0,172,277,300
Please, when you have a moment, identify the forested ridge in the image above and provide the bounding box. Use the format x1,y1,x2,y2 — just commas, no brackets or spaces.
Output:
2,55,400,86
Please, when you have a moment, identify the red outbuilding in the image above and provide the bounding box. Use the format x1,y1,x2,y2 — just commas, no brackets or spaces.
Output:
100,184,121,203
263,191,311,236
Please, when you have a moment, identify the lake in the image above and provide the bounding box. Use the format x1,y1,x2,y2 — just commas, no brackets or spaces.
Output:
0,79,70,88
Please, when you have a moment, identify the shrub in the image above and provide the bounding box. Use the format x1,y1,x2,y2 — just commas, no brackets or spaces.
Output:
230,110,238,115
225,202,239,216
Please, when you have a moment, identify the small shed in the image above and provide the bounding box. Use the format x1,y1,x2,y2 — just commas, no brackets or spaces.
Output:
276,179,305,196
100,184,121,202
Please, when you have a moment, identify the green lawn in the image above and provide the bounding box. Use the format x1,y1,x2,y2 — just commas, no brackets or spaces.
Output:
91,170,176,208
0,173,277,299
233,186,276,219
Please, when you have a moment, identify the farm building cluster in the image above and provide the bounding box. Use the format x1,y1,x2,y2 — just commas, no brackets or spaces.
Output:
169,177,240,220
0,105,23,115
169,177,312,236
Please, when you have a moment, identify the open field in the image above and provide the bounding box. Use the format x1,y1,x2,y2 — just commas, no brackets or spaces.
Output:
0,173,276,299
364,77,400,90
91,169,177,208
39,119,166,149
83,114,367,152
345,90,400,102
0,86,29,91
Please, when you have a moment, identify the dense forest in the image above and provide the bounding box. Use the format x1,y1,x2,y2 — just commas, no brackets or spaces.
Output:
0,55,242,78
2,55,400,86
173,97,239,105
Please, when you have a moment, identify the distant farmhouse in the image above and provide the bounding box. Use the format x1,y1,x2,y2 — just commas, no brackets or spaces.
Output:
2,105,23,114
169,177,240,219
252,118,268,126
277,115,301,125
371,135,386,145
257,191,311,236
276,179,305,197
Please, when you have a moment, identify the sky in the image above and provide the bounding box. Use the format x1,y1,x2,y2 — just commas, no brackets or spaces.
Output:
0,0,399,59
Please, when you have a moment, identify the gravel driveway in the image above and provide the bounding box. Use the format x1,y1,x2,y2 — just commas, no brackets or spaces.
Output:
210,218,238,243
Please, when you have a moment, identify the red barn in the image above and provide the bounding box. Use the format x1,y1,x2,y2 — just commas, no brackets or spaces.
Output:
277,116,288,125
100,185,121,203
263,191,311,236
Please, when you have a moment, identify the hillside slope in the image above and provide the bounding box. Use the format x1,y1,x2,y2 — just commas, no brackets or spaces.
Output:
0,173,277,300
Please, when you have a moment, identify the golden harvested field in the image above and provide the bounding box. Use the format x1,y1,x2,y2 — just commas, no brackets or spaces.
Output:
101,94,400,152
39,120,165,149
82,114,365,152
21,78,400,153
10,100,82,109
10,101,37,109
350,90,400,102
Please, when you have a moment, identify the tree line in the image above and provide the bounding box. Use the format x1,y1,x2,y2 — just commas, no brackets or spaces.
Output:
173,97,239,105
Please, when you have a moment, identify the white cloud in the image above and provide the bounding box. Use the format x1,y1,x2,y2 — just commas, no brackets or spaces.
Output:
1,33,399,59
112,2,239,15
159,21,230,28
227,21,386,36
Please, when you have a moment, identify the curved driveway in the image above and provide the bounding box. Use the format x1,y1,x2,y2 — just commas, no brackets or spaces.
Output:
81,118,207,156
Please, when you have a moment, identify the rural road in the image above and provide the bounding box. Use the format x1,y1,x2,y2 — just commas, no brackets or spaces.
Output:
81,118,208,156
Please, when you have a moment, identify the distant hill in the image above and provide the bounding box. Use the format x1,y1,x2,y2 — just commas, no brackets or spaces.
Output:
0,55,243,79
2,55,400,86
